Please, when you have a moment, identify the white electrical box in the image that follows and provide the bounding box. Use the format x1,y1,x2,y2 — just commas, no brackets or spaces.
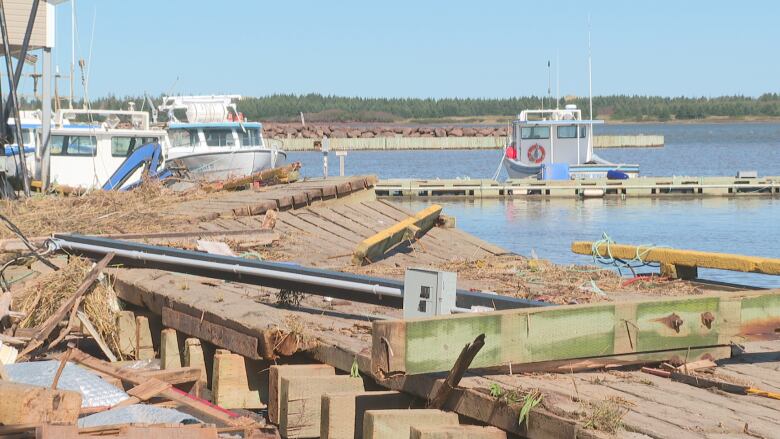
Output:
402,268,457,318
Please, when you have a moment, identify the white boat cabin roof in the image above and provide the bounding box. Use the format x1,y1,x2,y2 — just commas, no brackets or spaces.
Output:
515,105,603,126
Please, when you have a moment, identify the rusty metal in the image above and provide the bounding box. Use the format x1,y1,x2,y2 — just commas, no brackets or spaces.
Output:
656,313,684,333
701,312,715,329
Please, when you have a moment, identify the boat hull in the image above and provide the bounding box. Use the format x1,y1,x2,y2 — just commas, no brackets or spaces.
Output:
168,149,287,181
503,153,639,179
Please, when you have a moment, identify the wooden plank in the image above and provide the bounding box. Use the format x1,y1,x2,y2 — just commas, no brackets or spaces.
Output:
162,307,261,360
573,241,780,275
139,366,203,384
0,381,82,425
352,204,442,265
372,289,780,375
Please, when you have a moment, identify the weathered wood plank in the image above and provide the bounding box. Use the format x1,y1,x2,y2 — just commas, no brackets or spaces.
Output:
573,241,780,275
372,289,780,375
162,307,261,360
352,204,442,265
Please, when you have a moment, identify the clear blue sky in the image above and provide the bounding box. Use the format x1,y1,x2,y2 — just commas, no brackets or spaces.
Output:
38,0,780,99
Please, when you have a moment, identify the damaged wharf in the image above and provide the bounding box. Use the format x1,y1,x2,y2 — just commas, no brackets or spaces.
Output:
2,174,780,438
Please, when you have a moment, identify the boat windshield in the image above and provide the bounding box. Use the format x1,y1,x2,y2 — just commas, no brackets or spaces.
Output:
241,128,263,147
170,128,200,147
204,128,236,147
50,134,97,156
521,127,550,139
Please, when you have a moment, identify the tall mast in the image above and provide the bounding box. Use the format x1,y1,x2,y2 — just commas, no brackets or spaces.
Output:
556,50,560,109
70,0,75,109
587,15,594,160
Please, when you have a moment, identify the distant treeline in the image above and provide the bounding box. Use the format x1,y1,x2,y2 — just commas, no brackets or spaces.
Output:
25,93,780,123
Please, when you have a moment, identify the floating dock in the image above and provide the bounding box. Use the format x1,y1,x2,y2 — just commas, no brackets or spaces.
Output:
376,176,780,199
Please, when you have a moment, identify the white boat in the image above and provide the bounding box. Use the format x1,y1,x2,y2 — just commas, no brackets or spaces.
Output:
160,95,285,181
2,109,166,190
502,105,639,179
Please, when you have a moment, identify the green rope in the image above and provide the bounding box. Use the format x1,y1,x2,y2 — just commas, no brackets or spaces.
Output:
590,233,663,275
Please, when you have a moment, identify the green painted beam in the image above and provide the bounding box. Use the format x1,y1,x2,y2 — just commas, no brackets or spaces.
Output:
372,289,780,376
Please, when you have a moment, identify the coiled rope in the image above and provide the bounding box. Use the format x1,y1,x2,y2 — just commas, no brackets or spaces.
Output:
590,232,663,276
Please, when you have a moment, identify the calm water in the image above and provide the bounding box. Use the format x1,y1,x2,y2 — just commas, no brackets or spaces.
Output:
288,122,780,179
286,122,780,287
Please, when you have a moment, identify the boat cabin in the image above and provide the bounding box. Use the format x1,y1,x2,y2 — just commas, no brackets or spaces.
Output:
46,109,165,188
507,105,601,167
168,122,265,151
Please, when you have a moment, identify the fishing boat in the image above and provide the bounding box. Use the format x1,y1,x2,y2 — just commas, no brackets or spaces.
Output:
2,109,165,190
502,105,639,179
160,95,286,181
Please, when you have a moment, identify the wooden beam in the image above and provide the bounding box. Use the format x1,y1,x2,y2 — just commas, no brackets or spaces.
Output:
352,204,442,265
162,307,261,360
372,289,780,375
572,241,780,275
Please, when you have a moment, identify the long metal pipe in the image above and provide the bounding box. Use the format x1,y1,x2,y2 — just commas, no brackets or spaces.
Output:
49,238,403,298
51,234,548,310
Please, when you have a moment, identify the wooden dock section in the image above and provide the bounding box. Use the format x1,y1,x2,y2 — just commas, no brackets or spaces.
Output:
81,177,780,439
376,176,780,199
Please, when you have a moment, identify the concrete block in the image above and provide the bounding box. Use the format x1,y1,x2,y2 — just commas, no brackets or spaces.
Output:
269,364,335,425
321,390,415,439
212,350,264,409
410,425,507,439
363,409,459,439
160,328,181,369
280,375,364,438
135,315,154,360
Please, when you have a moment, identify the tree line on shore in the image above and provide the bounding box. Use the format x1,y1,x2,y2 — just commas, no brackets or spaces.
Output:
24,93,780,123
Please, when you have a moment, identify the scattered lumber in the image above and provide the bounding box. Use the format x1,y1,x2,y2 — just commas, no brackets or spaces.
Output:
66,348,254,428
0,381,82,425
372,288,780,375
35,423,220,439
572,241,780,277
204,162,302,192
352,204,443,265
427,333,485,409
18,253,115,359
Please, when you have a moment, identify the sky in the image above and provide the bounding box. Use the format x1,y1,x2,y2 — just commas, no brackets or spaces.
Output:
22,0,779,100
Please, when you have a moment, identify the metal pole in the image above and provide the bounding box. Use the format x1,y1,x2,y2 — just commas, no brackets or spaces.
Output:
2,0,39,120
40,47,51,187
0,0,30,195
70,0,75,109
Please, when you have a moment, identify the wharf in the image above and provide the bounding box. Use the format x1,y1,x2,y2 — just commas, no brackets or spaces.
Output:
376,176,780,199
85,176,780,438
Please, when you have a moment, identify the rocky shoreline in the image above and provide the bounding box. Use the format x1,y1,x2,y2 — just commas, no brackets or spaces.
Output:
262,124,509,140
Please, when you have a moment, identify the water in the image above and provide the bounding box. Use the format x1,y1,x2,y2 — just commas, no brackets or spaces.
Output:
392,197,780,288
285,122,780,287
287,122,780,179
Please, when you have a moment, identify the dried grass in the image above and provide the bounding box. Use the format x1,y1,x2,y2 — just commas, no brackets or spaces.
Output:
0,180,202,239
580,397,629,433
13,257,122,357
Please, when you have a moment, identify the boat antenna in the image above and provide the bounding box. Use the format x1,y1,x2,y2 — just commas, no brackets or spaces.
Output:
587,14,594,161
556,50,560,110
70,0,76,109
546,60,551,111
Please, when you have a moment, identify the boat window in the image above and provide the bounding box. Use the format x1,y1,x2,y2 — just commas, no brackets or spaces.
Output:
204,129,236,147
51,135,97,156
520,126,550,139
557,126,578,139
241,128,262,147
111,137,159,157
579,126,587,138
170,129,199,147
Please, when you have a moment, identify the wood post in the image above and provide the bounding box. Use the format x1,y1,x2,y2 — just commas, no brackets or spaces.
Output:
212,349,263,409
268,364,336,425
135,316,154,360
161,328,182,369
116,310,136,358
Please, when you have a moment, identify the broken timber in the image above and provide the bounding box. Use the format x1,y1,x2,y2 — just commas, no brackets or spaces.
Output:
372,289,780,375
572,241,780,276
352,204,443,265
